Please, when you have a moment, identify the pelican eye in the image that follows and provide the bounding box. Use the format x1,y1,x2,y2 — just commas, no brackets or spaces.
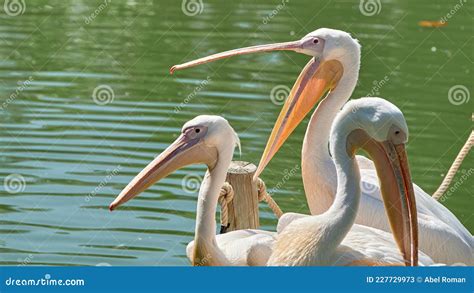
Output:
184,126,207,140
313,38,319,44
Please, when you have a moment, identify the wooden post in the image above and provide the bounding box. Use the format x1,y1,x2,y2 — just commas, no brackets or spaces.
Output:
224,161,259,232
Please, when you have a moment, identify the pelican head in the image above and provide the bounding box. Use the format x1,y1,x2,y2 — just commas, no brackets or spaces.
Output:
332,97,408,144
300,28,361,61
109,115,239,211
170,28,360,178
332,97,418,266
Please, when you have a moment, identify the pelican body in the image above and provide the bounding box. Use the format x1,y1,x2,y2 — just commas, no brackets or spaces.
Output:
270,98,431,266
171,28,473,265
110,111,423,266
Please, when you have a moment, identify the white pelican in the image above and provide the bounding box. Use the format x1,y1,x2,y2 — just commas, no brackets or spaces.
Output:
108,113,427,266
269,97,433,266
109,115,274,266
171,28,473,265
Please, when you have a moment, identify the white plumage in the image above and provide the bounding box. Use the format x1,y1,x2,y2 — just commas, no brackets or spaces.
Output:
110,115,276,266
268,98,434,266
170,27,473,265
186,229,275,266
352,167,473,265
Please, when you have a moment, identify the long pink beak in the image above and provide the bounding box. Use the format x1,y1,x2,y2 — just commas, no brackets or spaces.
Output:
170,40,306,74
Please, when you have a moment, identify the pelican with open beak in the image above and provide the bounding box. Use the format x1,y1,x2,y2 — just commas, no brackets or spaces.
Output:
170,28,473,265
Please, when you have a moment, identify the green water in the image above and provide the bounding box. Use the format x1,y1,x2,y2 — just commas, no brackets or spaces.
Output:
0,0,472,266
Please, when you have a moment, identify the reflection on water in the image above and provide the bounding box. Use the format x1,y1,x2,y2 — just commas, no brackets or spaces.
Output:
0,0,472,265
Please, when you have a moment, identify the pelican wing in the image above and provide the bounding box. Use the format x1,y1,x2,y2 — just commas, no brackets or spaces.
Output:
334,224,435,266
187,229,275,266
276,212,309,233
357,168,473,265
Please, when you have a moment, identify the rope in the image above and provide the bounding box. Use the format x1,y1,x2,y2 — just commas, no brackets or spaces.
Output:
256,178,283,219
432,130,473,200
218,182,234,233
217,178,284,234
